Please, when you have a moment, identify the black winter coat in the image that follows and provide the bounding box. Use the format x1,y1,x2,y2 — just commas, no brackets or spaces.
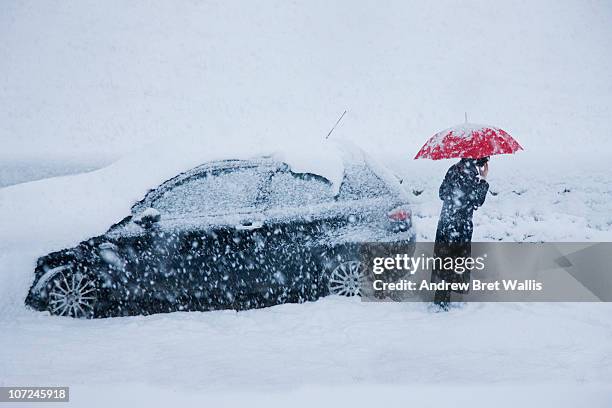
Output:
435,159,488,245
432,159,488,291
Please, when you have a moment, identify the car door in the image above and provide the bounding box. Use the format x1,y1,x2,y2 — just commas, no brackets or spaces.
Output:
100,215,185,315
259,166,338,304
146,161,275,311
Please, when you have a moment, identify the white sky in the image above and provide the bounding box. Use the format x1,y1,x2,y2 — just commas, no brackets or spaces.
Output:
1,0,611,158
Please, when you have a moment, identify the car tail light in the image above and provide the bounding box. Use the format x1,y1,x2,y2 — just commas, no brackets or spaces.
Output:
388,205,412,232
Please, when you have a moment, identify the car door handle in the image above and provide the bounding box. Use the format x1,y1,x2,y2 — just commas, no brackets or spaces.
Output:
235,220,264,231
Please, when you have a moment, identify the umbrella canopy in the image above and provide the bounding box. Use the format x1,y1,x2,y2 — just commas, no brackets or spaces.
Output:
414,123,523,160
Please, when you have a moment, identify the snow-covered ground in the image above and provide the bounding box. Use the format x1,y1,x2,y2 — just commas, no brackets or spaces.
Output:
2,300,612,407
1,151,611,407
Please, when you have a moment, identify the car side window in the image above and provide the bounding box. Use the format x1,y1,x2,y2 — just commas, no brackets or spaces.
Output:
265,169,334,209
151,166,267,217
338,164,392,200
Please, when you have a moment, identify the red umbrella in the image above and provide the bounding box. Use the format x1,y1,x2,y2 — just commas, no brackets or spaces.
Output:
414,123,523,160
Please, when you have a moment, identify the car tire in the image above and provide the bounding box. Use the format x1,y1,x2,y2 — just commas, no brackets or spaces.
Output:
46,269,98,318
326,260,366,297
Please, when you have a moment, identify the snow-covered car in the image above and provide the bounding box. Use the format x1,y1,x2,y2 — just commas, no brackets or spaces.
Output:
25,149,415,318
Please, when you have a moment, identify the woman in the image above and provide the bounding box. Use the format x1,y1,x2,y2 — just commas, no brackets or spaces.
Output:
432,156,489,310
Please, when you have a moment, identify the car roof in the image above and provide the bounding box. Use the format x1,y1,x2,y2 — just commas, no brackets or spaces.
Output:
131,144,406,213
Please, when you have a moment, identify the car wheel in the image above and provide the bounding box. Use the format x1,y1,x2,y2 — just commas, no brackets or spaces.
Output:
327,260,366,297
47,270,98,318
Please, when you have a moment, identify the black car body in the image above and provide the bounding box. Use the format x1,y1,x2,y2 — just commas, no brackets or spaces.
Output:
26,151,415,318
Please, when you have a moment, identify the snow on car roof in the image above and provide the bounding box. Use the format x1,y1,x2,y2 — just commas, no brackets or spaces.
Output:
0,137,376,255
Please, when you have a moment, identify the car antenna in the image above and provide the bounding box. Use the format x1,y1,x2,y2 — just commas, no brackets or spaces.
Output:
325,110,347,139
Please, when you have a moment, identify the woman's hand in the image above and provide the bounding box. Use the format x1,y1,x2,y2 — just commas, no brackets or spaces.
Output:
478,162,489,180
